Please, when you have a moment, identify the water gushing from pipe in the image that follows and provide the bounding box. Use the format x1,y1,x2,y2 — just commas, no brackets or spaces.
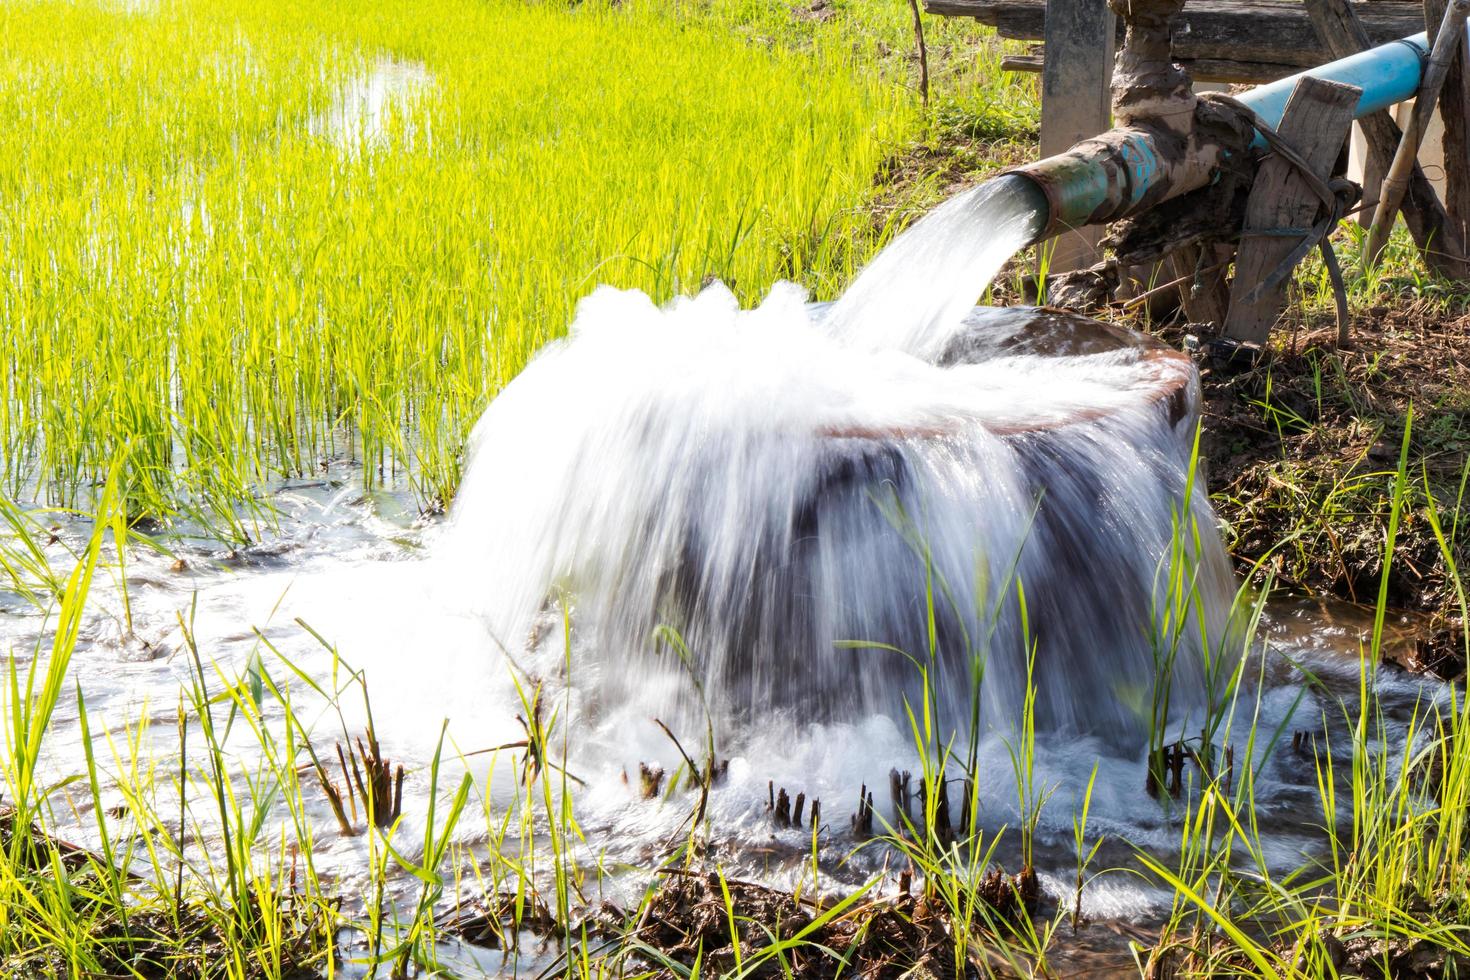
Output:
823,176,1047,359
440,179,1234,745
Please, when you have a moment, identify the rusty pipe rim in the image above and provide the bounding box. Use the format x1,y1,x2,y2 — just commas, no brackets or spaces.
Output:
816,307,1197,441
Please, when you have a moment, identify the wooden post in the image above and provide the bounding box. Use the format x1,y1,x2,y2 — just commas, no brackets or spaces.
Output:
1364,0,1470,269
1427,0,1470,277
1039,0,1115,272
1308,0,1464,274
1169,244,1233,326
1224,76,1361,344
1352,122,1388,227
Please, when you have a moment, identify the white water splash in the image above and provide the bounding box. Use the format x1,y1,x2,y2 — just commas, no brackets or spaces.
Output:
435,279,1231,745
2,172,1295,940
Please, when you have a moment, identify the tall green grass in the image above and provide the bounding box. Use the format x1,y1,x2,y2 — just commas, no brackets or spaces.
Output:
0,0,943,537
1138,414,1470,978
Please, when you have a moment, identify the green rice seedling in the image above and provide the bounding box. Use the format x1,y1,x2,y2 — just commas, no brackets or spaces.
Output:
4,466,114,836
0,466,336,977
652,624,723,843
1301,412,1470,964
1141,426,1278,814
1144,427,1212,796
1069,762,1101,931
379,722,474,977
0,497,66,606
0,0,974,536
1003,588,1050,883
514,668,581,952
1371,409,1413,659
835,494,1068,976
1141,406,1470,977
1135,799,1290,979
5,0,1041,538
255,626,518,971
170,616,341,976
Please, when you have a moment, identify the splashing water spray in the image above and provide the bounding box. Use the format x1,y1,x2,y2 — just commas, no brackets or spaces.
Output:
434,1,1446,757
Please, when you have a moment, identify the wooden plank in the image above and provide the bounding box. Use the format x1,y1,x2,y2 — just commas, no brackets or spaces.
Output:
1039,0,1114,272
1363,1,1468,268
1309,0,1460,271
1000,52,1299,84
1224,76,1362,344
925,0,1425,68
1427,0,1470,278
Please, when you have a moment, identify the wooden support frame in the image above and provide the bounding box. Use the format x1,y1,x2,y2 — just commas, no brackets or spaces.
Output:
1427,0,1470,274
1224,76,1362,344
1364,0,1470,268
1307,0,1463,275
1038,0,1114,272
1169,244,1233,326
1002,51,1294,84
927,0,1425,68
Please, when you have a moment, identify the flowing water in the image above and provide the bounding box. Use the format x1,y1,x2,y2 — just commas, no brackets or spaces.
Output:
0,175,1447,972
439,286,1228,743
430,174,1229,747
823,176,1048,358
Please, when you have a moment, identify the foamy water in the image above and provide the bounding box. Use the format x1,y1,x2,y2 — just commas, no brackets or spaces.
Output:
0,468,1432,940
435,282,1228,747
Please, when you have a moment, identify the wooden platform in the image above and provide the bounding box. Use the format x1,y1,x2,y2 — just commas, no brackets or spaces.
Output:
927,0,1424,76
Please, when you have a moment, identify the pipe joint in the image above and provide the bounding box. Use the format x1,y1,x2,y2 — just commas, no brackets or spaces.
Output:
1009,128,1192,240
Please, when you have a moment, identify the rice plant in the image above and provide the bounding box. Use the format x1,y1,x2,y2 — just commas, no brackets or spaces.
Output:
1,0,929,537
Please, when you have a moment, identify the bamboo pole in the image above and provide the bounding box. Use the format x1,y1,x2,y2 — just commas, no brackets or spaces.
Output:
1427,0,1470,275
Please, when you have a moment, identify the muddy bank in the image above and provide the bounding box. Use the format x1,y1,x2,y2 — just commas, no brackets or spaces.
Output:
1174,309,1470,674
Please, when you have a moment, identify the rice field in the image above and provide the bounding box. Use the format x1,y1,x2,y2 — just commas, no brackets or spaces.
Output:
2,0,1032,539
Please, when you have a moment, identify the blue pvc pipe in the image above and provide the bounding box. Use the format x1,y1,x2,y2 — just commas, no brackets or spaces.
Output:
1237,33,1431,135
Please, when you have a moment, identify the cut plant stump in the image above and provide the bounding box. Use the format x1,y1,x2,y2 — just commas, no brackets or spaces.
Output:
639,763,665,800
850,784,875,839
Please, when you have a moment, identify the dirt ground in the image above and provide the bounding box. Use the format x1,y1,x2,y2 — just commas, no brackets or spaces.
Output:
1164,307,1470,676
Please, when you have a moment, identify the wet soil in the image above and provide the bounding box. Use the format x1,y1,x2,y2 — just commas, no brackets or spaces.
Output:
1152,921,1470,980
0,812,326,980
443,866,1048,979
635,871,965,979
5,907,323,980
1164,309,1470,678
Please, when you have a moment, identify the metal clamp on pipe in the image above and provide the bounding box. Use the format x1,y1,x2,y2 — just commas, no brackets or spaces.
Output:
1017,129,1187,241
